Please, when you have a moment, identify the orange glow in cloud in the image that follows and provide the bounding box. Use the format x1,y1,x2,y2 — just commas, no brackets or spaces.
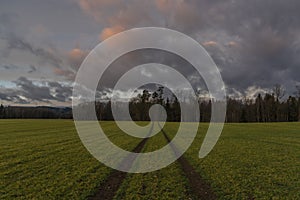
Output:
67,48,88,69
227,41,238,47
68,48,86,60
155,0,173,12
203,41,218,47
100,25,125,40
53,67,74,78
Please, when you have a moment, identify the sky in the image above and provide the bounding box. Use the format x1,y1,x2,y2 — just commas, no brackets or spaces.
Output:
0,0,300,106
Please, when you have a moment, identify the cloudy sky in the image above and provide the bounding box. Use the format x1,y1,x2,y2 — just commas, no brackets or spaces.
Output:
0,0,300,106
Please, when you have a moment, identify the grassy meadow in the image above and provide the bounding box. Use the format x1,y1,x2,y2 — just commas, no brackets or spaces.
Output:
1,120,299,199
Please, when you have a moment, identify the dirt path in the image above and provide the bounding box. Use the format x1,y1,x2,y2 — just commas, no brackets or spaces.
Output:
159,123,217,200
89,123,153,200
89,122,215,199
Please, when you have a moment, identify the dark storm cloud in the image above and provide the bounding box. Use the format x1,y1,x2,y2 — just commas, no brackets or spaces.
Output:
154,0,300,94
203,0,300,90
28,65,37,73
0,64,37,74
14,77,54,102
0,64,19,70
0,13,68,79
78,0,300,96
47,81,72,102
0,88,31,104
98,49,205,91
0,77,72,103
5,34,63,69
1,0,300,104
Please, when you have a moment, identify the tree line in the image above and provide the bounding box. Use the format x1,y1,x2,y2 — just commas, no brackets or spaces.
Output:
1,85,300,122
0,105,72,119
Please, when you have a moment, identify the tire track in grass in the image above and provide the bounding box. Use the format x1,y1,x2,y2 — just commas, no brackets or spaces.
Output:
158,122,216,200
113,125,194,199
89,123,153,200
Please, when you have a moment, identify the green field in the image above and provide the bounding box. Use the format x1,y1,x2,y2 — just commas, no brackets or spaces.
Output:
1,120,299,199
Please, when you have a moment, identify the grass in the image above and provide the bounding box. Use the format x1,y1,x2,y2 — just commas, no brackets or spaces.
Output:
164,122,300,199
0,120,142,199
1,120,300,199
